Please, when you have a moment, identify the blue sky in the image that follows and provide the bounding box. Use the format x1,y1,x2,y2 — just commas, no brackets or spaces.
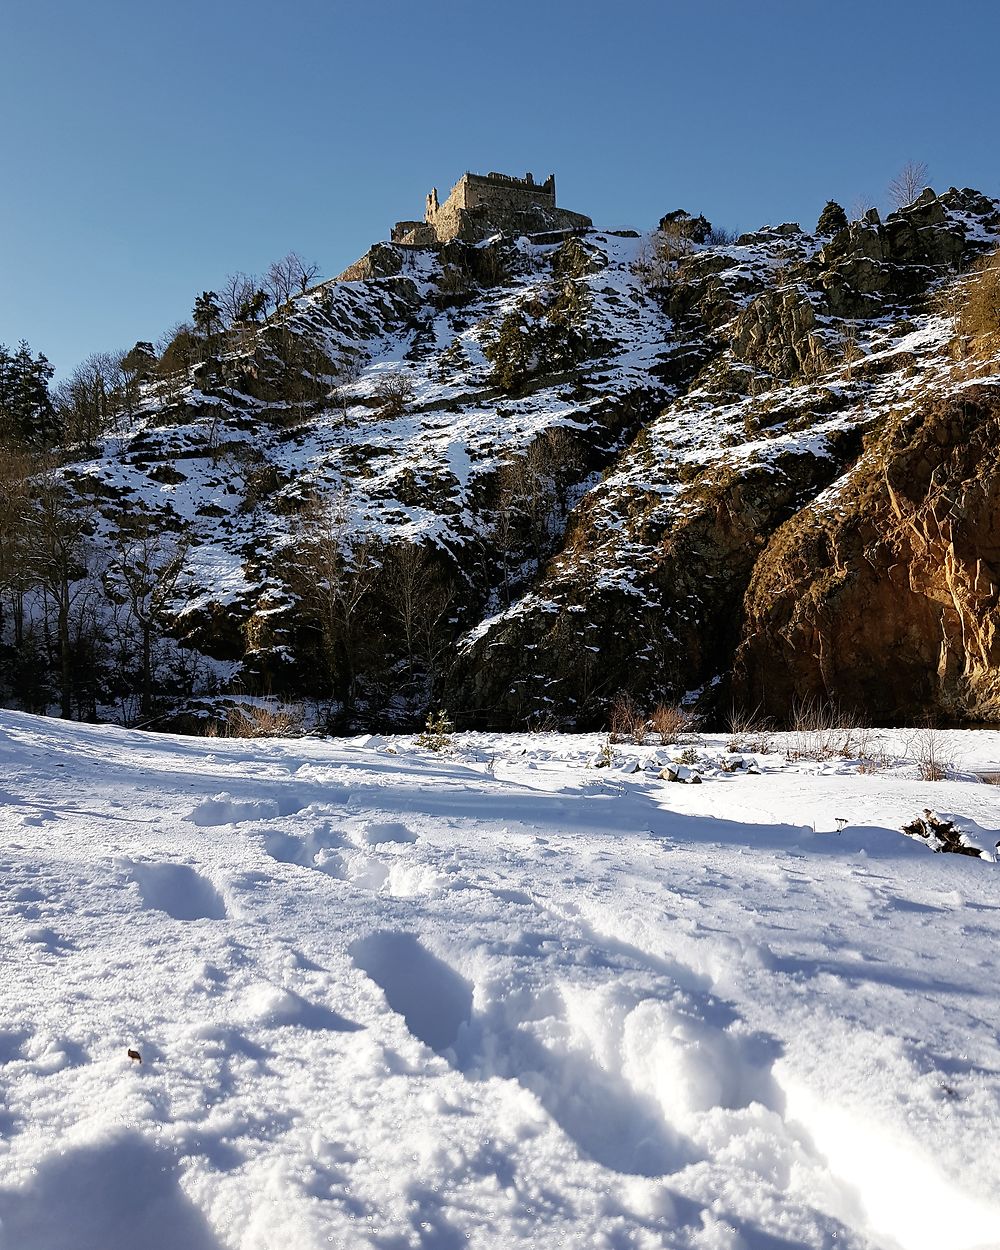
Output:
2,0,998,378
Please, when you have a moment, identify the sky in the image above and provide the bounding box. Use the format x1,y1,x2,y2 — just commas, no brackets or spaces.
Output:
1,0,998,379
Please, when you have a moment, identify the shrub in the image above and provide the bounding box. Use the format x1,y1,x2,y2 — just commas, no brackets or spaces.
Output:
633,219,701,292
906,725,952,781
593,735,616,768
649,702,696,745
204,701,305,738
484,310,541,392
417,709,454,752
372,371,416,417
608,692,646,744
706,225,738,246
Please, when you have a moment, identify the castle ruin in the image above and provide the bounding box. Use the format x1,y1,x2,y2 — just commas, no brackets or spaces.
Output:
392,170,591,245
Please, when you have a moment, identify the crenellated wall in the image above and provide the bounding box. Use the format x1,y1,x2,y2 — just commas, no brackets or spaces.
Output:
392,169,588,246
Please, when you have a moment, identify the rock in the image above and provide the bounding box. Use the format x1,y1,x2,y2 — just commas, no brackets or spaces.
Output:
729,284,829,378
658,764,700,783
901,809,984,856
734,386,1000,723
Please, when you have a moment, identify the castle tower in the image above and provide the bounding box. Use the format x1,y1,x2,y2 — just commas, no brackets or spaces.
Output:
392,168,590,246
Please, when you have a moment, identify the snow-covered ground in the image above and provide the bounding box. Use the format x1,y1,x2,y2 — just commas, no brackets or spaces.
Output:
1,712,999,1250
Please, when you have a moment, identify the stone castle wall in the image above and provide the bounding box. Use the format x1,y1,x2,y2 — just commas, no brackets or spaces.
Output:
392,170,588,246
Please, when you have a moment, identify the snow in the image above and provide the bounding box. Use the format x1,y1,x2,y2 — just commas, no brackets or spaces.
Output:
2,712,999,1249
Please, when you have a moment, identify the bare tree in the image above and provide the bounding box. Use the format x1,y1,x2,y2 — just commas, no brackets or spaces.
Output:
294,254,320,293
218,272,261,327
850,193,877,222
28,475,100,718
265,253,321,310
888,161,930,210
382,543,454,687
53,351,129,447
288,496,379,714
104,528,189,719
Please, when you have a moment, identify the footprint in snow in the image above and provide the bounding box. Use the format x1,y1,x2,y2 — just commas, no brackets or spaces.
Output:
0,1131,220,1250
185,792,305,827
123,860,228,921
350,931,472,1055
358,821,418,847
261,827,349,876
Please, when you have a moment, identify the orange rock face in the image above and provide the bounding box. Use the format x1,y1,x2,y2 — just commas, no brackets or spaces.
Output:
734,387,1000,723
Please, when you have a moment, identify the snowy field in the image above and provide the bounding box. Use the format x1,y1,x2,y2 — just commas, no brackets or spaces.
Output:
1,712,999,1250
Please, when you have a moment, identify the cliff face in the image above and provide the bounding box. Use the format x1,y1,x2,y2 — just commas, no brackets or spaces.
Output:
446,191,1000,725
5,184,1000,729
734,386,1000,722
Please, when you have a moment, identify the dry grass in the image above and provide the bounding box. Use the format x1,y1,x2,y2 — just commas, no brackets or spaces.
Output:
855,749,895,775
938,248,1000,358
608,693,646,744
785,697,867,761
649,702,697,745
203,702,305,739
725,705,775,755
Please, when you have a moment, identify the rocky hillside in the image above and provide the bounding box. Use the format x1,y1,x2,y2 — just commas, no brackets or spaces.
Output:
5,185,1000,729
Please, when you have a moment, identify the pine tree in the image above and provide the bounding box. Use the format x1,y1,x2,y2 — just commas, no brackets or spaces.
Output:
192,291,223,338
816,201,848,237
0,341,56,444
235,287,267,324
121,341,156,380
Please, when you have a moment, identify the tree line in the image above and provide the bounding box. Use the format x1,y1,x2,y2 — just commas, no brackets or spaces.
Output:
0,451,192,723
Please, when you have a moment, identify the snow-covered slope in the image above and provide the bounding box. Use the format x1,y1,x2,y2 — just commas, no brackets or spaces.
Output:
2,711,999,1249
8,187,1000,729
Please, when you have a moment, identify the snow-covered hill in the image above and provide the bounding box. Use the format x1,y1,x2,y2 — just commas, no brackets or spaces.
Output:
6,185,1000,728
2,711,999,1248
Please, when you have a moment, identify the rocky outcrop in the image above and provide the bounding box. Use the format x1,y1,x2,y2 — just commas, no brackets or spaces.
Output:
817,187,1000,317
449,434,860,727
335,244,405,283
729,285,830,379
734,387,1000,722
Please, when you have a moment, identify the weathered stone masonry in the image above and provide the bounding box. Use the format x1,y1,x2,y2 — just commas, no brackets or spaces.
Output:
392,170,591,245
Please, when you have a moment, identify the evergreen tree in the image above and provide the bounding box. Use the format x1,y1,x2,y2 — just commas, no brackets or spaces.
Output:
121,341,156,380
121,342,157,414
816,201,849,237
0,341,56,444
192,291,223,338
235,287,267,324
